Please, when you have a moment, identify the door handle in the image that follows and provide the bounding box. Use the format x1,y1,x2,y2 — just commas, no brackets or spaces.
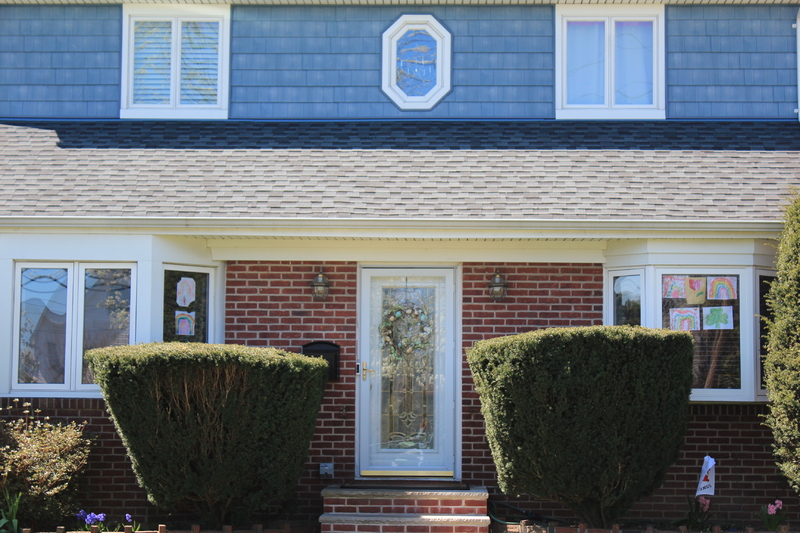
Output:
361,361,376,381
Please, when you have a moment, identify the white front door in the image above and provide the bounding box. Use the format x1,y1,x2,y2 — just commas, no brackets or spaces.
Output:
357,267,457,477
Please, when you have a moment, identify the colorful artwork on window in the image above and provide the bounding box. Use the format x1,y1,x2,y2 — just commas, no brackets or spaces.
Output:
707,276,738,300
703,306,734,330
670,307,700,331
685,277,706,305
176,277,196,307
175,311,196,336
163,270,208,343
662,275,686,298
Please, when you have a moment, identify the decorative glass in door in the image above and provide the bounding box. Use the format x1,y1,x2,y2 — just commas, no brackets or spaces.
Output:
359,269,455,477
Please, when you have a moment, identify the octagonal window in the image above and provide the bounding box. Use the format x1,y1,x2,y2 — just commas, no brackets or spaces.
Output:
382,14,451,110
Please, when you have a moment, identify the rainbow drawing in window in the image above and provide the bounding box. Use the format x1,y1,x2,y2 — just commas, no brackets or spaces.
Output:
662,275,686,298
175,311,196,336
670,307,700,331
707,276,738,300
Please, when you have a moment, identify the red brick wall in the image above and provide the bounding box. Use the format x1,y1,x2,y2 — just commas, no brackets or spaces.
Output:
5,260,797,530
226,261,359,520
461,263,604,491
0,398,154,525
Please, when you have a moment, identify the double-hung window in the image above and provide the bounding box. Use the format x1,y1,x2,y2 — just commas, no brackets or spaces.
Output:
555,5,665,120
13,263,135,394
120,5,230,119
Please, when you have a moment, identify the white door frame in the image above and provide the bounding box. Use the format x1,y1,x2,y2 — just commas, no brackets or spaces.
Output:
356,265,462,479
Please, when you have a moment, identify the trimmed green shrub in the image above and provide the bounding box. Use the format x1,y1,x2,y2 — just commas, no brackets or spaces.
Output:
0,405,91,530
467,325,694,528
765,190,800,492
87,342,328,527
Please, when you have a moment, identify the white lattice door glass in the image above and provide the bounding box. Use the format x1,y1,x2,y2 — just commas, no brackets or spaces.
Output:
358,268,456,477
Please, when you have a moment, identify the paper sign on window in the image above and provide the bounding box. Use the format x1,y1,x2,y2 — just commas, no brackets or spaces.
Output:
662,275,686,298
707,276,737,300
685,277,706,304
703,306,734,330
670,307,700,331
175,311,196,336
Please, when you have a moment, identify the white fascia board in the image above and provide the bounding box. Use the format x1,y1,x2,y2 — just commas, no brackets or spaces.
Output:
0,217,782,241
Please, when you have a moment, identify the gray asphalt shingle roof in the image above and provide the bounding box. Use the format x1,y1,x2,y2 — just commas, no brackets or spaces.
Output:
1,120,798,222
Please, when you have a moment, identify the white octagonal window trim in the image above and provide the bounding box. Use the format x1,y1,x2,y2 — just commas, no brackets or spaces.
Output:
382,14,452,111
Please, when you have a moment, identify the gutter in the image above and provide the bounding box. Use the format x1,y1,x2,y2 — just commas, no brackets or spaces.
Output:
0,216,783,241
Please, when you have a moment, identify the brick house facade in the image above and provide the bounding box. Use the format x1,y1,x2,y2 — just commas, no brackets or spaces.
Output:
3,257,797,528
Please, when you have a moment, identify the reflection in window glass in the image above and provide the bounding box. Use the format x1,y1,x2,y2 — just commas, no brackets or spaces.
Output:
661,274,740,389
82,269,132,384
613,274,641,326
18,268,68,384
614,20,653,105
180,21,220,105
566,20,605,105
133,20,172,105
759,275,777,389
396,29,437,97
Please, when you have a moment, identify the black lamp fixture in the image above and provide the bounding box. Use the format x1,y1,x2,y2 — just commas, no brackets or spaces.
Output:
310,269,331,300
487,269,508,302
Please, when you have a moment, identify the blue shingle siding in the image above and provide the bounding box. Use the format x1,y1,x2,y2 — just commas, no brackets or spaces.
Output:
667,5,797,120
0,5,121,119
229,5,554,120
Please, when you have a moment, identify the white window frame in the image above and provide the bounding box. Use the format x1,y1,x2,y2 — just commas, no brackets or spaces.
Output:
120,4,230,120
11,262,137,395
163,264,216,343
605,265,762,402
605,268,645,326
755,269,777,401
555,4,666,120
653,267,754,402
381,14,452,111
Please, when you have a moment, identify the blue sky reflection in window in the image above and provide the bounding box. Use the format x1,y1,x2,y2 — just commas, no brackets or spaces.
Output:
396,29,437,97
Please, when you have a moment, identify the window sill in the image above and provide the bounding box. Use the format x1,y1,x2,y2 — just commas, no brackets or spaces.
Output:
120,108,229,120
556,108,666,120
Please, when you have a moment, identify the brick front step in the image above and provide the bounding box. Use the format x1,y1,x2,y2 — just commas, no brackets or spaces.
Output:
320,485,490,533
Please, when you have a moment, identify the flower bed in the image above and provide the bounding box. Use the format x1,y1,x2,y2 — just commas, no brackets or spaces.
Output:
518,523,792,533
23,524,290,533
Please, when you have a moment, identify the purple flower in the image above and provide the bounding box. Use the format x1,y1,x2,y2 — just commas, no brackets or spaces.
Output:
76,510,88,521
698,496,711,512
125,514,133,523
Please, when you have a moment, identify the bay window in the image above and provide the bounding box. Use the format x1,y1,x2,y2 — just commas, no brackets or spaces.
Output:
13,263,135,393
606,266,767,401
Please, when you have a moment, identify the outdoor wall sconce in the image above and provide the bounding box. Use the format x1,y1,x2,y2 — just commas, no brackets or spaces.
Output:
487,269,508,302
310,269,331,300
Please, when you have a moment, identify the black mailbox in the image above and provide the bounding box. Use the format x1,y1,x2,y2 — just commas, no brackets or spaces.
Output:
302,341,340,381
